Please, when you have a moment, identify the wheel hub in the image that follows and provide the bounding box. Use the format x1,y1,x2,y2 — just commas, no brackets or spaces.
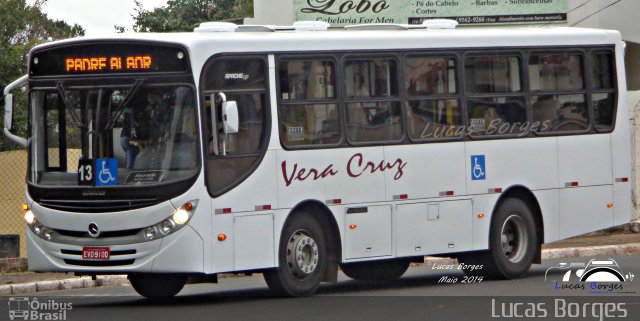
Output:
286,230,319,278
500,215,528,263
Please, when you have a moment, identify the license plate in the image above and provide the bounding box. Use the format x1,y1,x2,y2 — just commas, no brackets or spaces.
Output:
82,247,110,260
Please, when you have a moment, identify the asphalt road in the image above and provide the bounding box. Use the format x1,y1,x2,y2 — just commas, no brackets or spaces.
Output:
2,255,639,321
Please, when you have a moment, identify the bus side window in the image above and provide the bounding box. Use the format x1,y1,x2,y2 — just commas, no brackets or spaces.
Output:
344,58,402,143
591,52,616,132
465,55,526,136
529,53,588,133
278,59,339,147
404,56,462,141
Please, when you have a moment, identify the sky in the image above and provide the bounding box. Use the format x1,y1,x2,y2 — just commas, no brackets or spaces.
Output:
42,0,168,36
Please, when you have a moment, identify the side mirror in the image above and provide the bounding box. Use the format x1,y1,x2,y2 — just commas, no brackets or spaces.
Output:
4,93,13,130
222,101,239,134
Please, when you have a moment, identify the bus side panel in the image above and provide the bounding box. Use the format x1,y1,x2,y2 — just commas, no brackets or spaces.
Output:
559,186,613,239
211,151,279,213
557,135,614,238
395,199,472,256
469,193,500,251
210,151,278,273
533,189,560,244
276,148,386,208
384,143,466,200
611,117,633,226
211,213,234,273
152,226,204,272
465,138,559,195
233,213,275,271
611,42,633,226
558,135,612,187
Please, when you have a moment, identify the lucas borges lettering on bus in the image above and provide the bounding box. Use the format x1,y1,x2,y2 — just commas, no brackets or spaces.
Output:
281,153,406,187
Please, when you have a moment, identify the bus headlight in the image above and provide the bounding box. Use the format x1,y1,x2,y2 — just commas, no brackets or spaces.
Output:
24,210,35,225
33,222,43,235
144,227,157,240
172,209,190,225
43,228,53,240
140,201,198,241
161,220,175,234
24,209,58,241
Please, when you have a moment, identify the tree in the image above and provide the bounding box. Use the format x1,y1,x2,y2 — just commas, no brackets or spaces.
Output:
0,0,84,150
120,0,254,33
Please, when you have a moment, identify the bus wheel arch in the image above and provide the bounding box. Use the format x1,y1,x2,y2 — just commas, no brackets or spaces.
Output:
288,200,342,283
264,200,340,296
494,186,544,264
459,186,542,279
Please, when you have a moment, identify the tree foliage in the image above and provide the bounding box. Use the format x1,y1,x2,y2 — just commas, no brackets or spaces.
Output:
0,0,84,150
124,0,254,33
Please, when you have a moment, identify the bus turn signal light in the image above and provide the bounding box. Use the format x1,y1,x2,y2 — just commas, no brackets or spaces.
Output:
217,234,227,241
22,204,29,211
477,213,485,219
349,224,357,230
607,203,614,208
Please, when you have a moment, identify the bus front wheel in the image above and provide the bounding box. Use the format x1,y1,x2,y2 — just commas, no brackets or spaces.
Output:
459,197,537,279
129,273,186,298
341,259,410,281
263,211,327,296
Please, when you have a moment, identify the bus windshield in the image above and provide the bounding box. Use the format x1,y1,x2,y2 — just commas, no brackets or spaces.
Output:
28,84,199,187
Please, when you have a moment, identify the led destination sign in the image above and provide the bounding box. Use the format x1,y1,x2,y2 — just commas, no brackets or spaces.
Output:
65,55,152,73
30,42,189,77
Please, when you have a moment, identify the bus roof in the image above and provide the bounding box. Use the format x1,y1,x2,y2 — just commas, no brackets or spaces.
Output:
32,26,621,54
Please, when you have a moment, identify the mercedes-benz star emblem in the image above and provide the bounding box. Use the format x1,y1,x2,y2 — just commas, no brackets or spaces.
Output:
88,223,100,238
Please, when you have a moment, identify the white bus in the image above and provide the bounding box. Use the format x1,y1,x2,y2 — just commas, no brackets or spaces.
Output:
3,21,631,298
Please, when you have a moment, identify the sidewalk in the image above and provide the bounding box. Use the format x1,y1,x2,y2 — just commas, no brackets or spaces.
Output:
2,229,640,296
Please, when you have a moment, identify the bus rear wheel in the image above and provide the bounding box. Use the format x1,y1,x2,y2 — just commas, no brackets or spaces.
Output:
128,273,186,298
459,197,537,279
341,259,410,281
263,211,327,296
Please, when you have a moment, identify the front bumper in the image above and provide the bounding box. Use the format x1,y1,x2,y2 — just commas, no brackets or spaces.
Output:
26,224,204,273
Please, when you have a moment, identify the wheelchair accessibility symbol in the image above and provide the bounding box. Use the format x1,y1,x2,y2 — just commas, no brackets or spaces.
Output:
96,158,118,186
471,155,485,180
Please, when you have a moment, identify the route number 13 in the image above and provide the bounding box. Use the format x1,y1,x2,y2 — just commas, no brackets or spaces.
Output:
78,159,95,185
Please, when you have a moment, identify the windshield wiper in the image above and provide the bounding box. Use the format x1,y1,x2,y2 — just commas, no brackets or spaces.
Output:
56,81,84,128
105,78,146,129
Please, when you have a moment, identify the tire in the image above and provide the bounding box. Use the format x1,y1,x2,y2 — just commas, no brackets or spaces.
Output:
263,211,327,296
458,197,537,279
129,273,186,298
341,259,410,281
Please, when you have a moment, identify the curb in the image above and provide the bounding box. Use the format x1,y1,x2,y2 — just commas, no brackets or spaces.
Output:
0,275,128,296
2,242,640,296
542,242,640,259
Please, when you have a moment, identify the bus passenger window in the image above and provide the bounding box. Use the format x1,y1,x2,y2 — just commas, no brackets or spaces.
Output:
278,59,339,147
529,53,588,133
406,99,462,140
530,94,588,132
465,55,526,136
591,52,616,132
344,58,402,143
405,57,457,96
404,56,461,141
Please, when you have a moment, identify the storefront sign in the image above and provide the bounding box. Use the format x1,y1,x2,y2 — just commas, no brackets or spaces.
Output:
294,0,567,26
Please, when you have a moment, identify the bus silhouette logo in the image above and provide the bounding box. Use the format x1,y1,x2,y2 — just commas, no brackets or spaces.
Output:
471,155,485,180
96,158,118,186
545,259,634,283
8,297,29,320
